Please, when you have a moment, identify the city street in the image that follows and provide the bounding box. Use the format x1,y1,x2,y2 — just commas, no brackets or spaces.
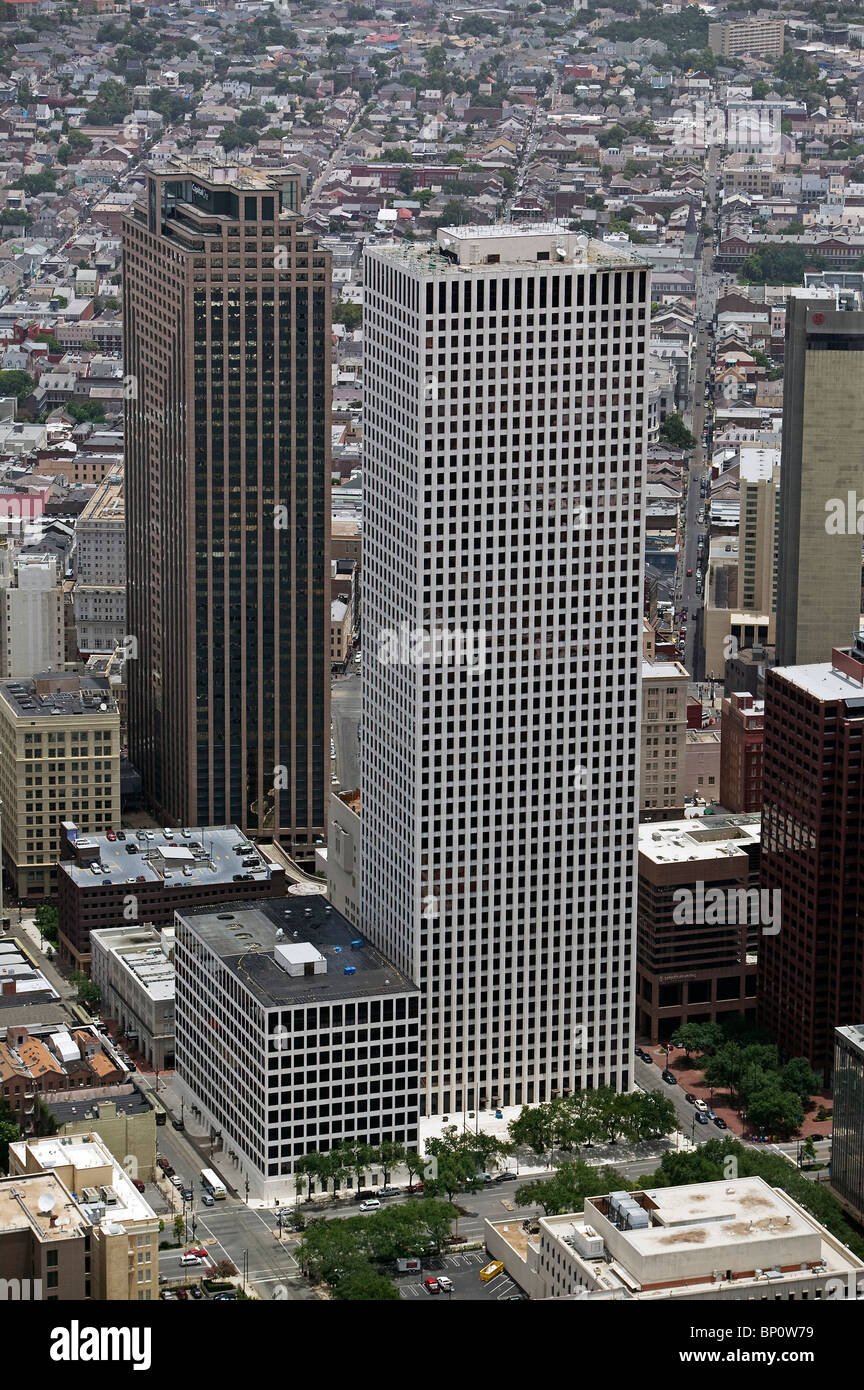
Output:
331,669,361,793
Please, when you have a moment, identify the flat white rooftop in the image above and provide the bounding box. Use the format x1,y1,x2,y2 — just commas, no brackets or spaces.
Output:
773,660,864,702
639,813,761,866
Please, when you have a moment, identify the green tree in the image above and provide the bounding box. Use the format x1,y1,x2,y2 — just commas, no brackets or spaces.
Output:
745,1083,803,1139
373,1141,406,1186
659,413,696,450
780,1057,820,1105
70,971,100,1010
333,301,362,330
334,1267,400,1300
800,1136,817,1168
670,1022,724,1059
34,903,59,946
404,1147,426,1192
172,1215,184,1243
0,1096,21,1174
515,1161,630,1216
0,370,33,403
67,403,108,424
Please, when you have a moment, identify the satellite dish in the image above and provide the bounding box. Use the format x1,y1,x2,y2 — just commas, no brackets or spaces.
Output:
37,1192,57,1214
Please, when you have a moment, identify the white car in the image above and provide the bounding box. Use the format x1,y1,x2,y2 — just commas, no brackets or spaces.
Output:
436,1275,453,1293
694,1099,708,1113
359,1199,381,1212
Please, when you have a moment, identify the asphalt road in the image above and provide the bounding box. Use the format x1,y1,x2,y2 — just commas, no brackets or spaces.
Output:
331,669,361,793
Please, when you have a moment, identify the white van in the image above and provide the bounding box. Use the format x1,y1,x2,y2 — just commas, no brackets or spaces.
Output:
359,1199,381,1212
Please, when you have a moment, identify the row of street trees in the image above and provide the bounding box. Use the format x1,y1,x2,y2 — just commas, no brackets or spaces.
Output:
507,1087,677,1164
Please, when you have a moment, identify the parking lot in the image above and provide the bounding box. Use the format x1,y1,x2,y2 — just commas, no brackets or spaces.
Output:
398,1250,526,1302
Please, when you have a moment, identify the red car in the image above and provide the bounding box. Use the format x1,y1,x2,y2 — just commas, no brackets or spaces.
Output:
107,832,117,841
424,1278,439,1295
186,1248,207,1260
686,568,693,577
132,1179,145,1193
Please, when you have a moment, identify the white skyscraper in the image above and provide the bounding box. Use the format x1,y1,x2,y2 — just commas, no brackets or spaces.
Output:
362,225,649,1115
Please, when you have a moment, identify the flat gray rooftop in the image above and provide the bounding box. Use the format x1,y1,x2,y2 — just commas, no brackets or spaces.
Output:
62,825,282,891
180,897,418,1008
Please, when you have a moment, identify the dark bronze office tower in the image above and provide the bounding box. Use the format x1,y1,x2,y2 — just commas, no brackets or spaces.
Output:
123,163,330,855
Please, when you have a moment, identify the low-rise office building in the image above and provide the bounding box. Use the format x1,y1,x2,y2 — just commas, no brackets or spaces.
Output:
485,1176,862,1300
637,813,761,1040
174,895,421,1200
45,1085,159,1183
7,1131,159,1300
90,925,175,1071
57,823,290,971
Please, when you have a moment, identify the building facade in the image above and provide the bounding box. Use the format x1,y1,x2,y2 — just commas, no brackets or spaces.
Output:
123,162,330,857
7,1132,159,1301
89,925,175,1071
776,294,864,667
361,225,649,1113
0,551,65,679
832,1022,864,1226
759,638,864,1077
640,656,688,818
73,468,126,657
173,896,420,1198
708,19,785,58
719,691,765,813
0,673,120,900
636,813,761,1041
485,1176,863,1301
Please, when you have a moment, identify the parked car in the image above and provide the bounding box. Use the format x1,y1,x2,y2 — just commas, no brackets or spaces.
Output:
686,568,693,577
494,1172,516,1183
215,1293,236,1301
694,1099,708,1113
156,1157,170,1172
713,1117,728,1130
662,1070,677,1085
684,1093,697,1105
172,1117,184,1130
695,1111,710,1125
424,1277,440,1294
187,1248,208,1260
169,1174,184,1189
159,1290,176,1300
116,831,126,840
359,1199,380,1212
190,1286,204,1300
132,1179,145,1193
378,1187,400,1197
436,1275,453,1293
176,1288,189,1300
